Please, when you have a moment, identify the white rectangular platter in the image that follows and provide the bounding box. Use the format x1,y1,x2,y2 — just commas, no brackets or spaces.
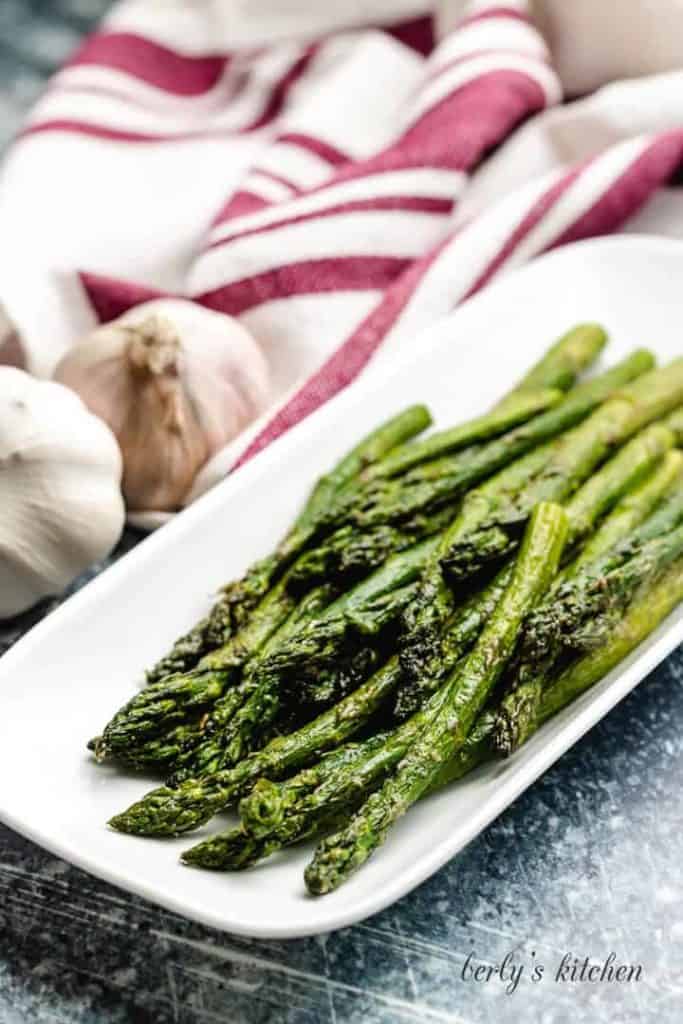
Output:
2,236,683,939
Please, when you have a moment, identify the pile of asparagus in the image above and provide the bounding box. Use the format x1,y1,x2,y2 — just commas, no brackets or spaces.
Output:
91,325,683,894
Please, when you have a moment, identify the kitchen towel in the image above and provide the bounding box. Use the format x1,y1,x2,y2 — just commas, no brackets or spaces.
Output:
2,0,683,512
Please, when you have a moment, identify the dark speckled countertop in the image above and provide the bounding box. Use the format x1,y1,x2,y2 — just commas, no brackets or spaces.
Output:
1,5,682,1022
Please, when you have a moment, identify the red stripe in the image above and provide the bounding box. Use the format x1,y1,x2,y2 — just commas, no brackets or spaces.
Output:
232,242,447,468
549,132,683,249
20,120,186,143
23,48,318,145
457,7,533,29
50,57,248,113
212,191,270,223
208,196,454,250
67,32,227,96
249,168,299,194
405,68,548,151
20,116,305,145
422,47,549,88
279,70,549,189
195,256,410,317
223,72,554,471
385,15,435,57
462,164,586,299
246,46,318,131
368,69,547,175
275,131,348,167
79,273,169,323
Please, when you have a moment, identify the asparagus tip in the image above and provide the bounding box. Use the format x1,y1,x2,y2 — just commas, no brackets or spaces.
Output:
239,779,284,837
107,784,201,837
180,846,206,867
88,736,110,762
493,683,542,757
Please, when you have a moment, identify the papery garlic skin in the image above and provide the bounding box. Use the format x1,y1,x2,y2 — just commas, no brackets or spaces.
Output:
0,368,125,619
0,300,24,368
55,300,270,513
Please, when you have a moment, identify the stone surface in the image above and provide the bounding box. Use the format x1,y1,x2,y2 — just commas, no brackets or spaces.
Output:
1,5,682,1021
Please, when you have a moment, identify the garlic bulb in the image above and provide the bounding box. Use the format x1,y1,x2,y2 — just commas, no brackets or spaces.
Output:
0,367,125,618
54,300,270,513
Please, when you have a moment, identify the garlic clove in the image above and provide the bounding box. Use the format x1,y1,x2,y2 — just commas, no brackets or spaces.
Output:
55,300,270,513
0,367,125,618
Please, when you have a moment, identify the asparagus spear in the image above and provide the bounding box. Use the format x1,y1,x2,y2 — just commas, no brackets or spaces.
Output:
183,729,488,870
368,323,607,481
398,418,677,705
494,555,683,753
367,355,655,682
561,422,677,546
161,582,336,780
186,538,683,872
183,686,457,870
561,449,683,578
440,363,683,581
304,502,568,895
108,655,406,837
336,351,654,536
144,405,431,685
143,596,233,686
285,504,458,594
148,326,605,685
170,583,418,782
181,704,497,872
495,519,683,755
100,532,438,764
498,323,608,398
240,683,452,839
229,568,526,847
395,563,514,719
238,574,510,840
147,337,627,706
218,406,433,620
241,735,393,834
515,505,683,676
366,389,561,480
105,721,208,773
91,571,301,761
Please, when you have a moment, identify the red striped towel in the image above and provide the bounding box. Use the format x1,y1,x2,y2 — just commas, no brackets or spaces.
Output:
2,0,683,516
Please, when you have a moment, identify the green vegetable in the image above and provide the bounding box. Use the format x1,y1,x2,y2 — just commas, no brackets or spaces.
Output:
108,656,406,837
337,351,654,538
366,323,607,482
396,353,657,690
398,416,677,708
171,583,418,782
91,572,300,761
562,449,683,577
441,361,683,580
496,555,683,752
495,516,683,755
396,562,513,719
219,406,433,624
367,389,561,480
304,502,568,895
285,504,458,594
144,405,431,684
166,583,335,781
562,422,676,546
498,323,608,399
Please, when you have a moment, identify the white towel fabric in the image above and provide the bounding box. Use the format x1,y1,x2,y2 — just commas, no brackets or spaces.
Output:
2,0,683,519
